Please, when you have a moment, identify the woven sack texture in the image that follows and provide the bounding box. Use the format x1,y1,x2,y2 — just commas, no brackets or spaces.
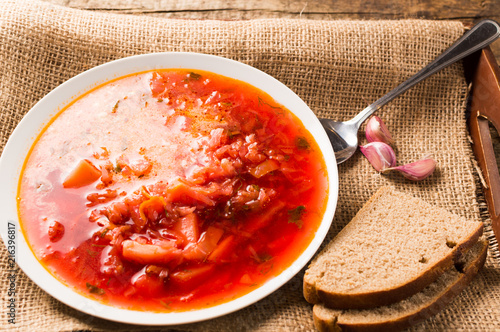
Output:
1,0,499,331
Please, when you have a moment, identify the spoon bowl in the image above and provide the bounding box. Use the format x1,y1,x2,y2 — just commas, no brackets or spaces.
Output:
321,19,500,164
320,118,359,164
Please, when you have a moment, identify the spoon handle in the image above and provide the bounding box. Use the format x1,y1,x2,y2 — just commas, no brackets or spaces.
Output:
350,19,500,127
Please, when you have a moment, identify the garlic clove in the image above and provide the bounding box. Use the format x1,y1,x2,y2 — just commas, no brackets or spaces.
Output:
385,157,436,181
365,115,394,145
359,142,396,172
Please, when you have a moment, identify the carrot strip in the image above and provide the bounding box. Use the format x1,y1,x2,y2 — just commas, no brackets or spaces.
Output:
207,235,235,262
139,196,167,222
174,213,201,243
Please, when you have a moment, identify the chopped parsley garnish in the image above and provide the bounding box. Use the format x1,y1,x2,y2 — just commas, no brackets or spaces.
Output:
85,249,99,257
259,252,273,262
111,100,120,113
260,262,274,275
99,228,109,238
187,72,202,81
296,136,310,150
86,283,105,295
288,205,306,228
227,130,240,139
257,96,283,111
160,300,172,309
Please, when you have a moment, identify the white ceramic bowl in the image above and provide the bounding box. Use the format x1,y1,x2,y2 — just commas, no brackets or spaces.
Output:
0,53,338,325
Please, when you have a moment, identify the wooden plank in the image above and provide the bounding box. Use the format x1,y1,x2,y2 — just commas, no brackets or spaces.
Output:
48,0,499,18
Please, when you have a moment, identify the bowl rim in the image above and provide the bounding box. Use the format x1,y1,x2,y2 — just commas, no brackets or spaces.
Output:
0,52,338,326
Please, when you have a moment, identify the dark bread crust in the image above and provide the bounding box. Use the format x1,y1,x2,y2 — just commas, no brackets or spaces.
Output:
305,221,483,309
312,239,488,332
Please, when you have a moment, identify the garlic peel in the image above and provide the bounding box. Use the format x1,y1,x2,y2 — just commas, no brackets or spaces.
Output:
365,115,394,145
385,158,436,181
360,142,396,172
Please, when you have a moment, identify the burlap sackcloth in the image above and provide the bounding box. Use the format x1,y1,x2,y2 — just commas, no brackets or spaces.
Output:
1,0,500,331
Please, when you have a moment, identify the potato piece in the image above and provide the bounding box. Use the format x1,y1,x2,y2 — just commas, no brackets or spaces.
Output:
63,159,101,188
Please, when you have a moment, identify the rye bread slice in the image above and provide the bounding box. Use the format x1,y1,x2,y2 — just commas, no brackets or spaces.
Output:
312,238,488,332
303,186,483,309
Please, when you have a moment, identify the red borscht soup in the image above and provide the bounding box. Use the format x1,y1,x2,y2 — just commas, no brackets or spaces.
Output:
18,69,328,311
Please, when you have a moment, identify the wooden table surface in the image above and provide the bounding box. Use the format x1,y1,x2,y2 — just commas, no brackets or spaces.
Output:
46,0,500,63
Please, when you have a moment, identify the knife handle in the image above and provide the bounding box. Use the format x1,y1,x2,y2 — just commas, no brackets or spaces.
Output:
467,46,500,251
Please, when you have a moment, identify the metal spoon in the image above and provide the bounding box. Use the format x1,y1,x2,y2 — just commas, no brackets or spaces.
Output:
320,19,500,164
